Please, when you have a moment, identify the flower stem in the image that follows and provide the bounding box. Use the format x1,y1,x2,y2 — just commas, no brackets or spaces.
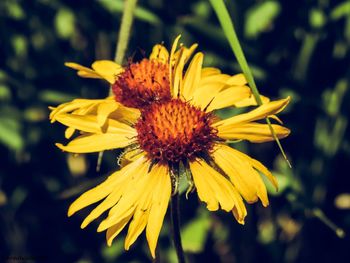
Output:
209,0,291,167
114,0,138,64
310,208,346,238
97,0,138,172
170,193,186,263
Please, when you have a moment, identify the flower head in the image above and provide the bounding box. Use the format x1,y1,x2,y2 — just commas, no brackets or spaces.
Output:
135,98,219,163
112,58,171,108
51,36,290,258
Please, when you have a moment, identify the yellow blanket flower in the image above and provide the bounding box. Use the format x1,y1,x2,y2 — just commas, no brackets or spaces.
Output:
50,36,290,258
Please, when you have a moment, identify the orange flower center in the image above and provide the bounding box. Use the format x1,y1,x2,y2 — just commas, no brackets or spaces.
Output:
112,59,171,108
135,99,219,164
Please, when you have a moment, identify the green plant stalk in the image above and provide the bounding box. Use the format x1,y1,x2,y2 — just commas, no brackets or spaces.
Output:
311,208,345,238
209,0,291,167
114,0,138,64
97,0,138,172
170,193,186,263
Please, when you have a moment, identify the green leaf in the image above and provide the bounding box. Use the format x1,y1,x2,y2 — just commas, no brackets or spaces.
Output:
54,8,76,39
101,240,124,262
0,116,23,151
0,85,12,100
181,209,211,253
191,1,211,19
245,1,281,39
309,8,326,29
98,0,161,25
330,2,350,20
24,107,47,122
39,90,76,104
12,35,28,57
5,1,25,20
179,17,226,44
257,220,276,244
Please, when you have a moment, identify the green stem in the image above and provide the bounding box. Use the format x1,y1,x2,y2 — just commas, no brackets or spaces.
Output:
209,0,291,167
310,208,345,238
114,0,138,64
170,194,186,263
98,0,138,172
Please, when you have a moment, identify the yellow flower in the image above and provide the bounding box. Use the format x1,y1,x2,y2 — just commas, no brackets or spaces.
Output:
51,36,290,258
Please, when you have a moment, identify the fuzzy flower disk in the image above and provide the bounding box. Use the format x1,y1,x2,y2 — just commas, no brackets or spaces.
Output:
136,98,218,163
112,59,171,108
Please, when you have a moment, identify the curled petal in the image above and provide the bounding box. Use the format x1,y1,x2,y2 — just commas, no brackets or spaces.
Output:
149,44,169,64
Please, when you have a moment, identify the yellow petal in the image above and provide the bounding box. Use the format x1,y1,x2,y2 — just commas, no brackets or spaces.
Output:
230,148,278,191
183,52,204,100
212,144,270,206
269,114,283,124
68,169,121,217
190,159,239,212
80,158,143,228
190,161,218,211
212,144,259,203
81,156,148,230
169,35,182,89
201,67,221,78
97,101,119,127
81,190,122,229
106,215,133,246
149,44,169,64
180,43,198,64
50,97,118,121
172,47,186,97
65,62,101,79
54,114,136,135
146,164,171,258
199,73,231,87
225,73,247,86
97,159,151,232
169,35,198,97
109,104,140,124
192,83,225,109
214,97,290,128
91,60,124,84
125,165,160,250
50,98,99,121
124,200,151,250
56,131,135,153
232,198,247,225
65,127,75,139
77,70,102,79
206,86,252,112
55,114,103,133
233,94,270,108
218,123,291,142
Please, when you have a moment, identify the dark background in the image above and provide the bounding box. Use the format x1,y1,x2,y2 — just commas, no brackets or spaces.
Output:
1,0,349,262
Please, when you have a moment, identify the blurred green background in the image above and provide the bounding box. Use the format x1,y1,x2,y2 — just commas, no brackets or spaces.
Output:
1,0,350,262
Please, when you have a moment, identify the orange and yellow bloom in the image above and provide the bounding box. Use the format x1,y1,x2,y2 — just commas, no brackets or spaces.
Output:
50,36,290,258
